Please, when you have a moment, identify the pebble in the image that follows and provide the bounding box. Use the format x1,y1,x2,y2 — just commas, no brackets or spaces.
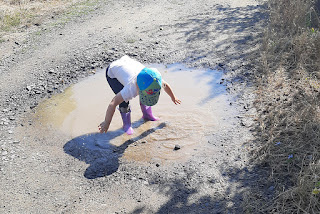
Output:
48,69,56,74
268,186,275,191
8,130,13,134
174,145,181,151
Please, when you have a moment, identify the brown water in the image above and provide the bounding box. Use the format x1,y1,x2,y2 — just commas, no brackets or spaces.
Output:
34,64,229,163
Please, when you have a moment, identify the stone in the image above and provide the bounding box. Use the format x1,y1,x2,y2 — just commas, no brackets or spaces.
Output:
174,145,181,151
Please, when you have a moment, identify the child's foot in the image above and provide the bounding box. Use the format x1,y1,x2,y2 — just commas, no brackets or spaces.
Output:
140,104,159,121
123,125,134,135
142,114,159,121
120,111,134,135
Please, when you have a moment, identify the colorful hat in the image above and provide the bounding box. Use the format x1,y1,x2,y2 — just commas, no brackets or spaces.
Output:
137,68,162,106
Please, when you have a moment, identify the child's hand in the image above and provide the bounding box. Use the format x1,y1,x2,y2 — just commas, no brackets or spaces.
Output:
163,80,181,105
172,97,181,105
98,121,109,133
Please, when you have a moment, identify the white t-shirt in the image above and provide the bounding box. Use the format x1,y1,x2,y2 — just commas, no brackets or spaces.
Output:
107,55,145,102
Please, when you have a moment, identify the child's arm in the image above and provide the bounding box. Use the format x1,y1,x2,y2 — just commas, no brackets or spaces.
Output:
98,93,124,133
162,80,181,105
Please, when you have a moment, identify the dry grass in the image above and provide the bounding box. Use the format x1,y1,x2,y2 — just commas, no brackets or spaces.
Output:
251,0,320,213
0,0,96,38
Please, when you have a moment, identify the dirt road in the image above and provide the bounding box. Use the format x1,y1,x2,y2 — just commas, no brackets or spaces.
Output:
0,0,267,213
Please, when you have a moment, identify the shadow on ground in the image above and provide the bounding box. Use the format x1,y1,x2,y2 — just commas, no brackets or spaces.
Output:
130,162,272,214
64,122,166,179
176,3,267,67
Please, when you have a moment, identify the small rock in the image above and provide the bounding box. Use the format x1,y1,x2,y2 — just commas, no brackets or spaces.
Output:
174,145,181,151
48,69,56,74
156,163,160,167
268,186,275,191
8,130,13,134
240,120,246,126
218,63,225,67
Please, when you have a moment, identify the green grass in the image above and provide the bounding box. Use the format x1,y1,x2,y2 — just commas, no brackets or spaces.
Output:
0,12,22,31
52,0,100,27
0,0,102,34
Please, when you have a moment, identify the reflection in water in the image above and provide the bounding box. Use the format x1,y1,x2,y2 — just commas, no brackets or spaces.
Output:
34,63,228,168
34,87,77,127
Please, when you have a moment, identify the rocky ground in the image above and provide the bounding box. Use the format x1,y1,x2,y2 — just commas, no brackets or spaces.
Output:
0,0,269,213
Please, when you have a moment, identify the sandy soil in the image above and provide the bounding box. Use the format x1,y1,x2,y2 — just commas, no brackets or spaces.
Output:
0,0,268,213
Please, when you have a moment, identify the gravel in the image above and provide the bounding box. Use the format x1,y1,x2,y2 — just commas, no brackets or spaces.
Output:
0,0,270,213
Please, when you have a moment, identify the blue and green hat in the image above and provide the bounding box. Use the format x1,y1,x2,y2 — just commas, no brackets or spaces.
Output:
137,68,162,106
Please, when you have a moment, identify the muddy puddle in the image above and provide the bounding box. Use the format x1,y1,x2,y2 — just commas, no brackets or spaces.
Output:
32,64,229,164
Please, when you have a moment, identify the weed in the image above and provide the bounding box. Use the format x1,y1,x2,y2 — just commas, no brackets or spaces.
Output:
251,0,320,212
0,0,101,35
0,12,22,31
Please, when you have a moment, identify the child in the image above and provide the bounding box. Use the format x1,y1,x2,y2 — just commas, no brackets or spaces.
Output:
98,55,181,135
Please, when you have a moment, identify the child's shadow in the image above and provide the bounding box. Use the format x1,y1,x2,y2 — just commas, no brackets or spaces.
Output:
63,121,166,179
